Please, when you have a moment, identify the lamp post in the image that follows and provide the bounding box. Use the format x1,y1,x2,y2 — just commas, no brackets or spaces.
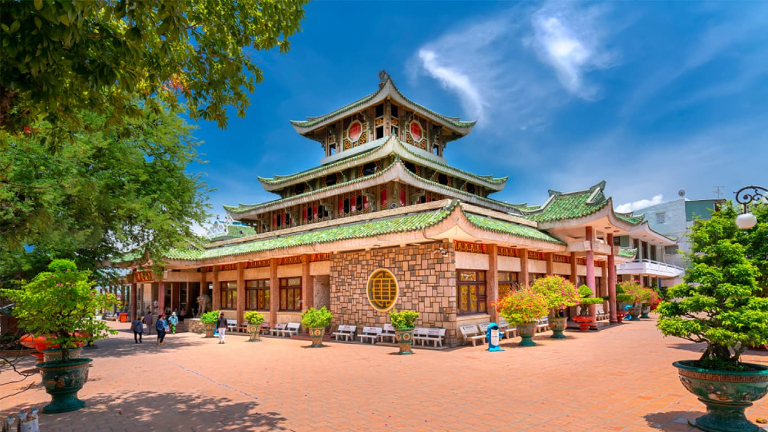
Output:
734,185,768,229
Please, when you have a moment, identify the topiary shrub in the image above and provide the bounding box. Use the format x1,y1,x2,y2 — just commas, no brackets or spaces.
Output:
200,310,219,325
244,311,265,326
388,310,419,330
577,285,604,316
657,203,768,370
301,307,333,328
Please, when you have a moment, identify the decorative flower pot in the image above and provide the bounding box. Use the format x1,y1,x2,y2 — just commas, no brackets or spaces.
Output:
549,317,567,339
628,306,642,320
517,322,537,346
246,324,261,342
573,316,595,332
616,310,626,323
394,328,414,354
650,303,659,312
674,360,768,432
38,358,93,413
42,347,83,363
308,327,325,348
20,334,85,362
203,322,216,338
641,305,651,319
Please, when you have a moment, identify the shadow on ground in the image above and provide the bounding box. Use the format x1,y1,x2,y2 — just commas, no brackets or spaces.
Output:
2,391,287,431
644,410,699,431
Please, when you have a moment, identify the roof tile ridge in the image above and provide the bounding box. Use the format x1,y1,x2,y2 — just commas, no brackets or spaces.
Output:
395,138,507,185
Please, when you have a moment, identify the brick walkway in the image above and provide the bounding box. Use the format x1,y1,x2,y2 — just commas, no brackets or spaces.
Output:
1,319,766,431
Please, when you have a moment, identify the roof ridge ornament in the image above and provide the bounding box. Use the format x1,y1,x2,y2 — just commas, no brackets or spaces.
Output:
378,70,390,87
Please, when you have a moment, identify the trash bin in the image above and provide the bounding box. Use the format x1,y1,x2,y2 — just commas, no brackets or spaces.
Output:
119,313,128,323
486,322,504,352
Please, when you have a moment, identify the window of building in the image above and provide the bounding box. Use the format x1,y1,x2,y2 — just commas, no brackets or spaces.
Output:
375,104,384,117
362,162,377,176
366,269,398,311
656,212,666,224
498,271,519,300
246,279,269,310
390,104,399,118
329,143,336,156
279,277,301,311
457,270,486,315
220,281,237,310
664,246,678,255
375,126,384,140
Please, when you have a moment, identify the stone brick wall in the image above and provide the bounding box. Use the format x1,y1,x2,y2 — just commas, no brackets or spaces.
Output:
313,275,331,309
330,242,459,345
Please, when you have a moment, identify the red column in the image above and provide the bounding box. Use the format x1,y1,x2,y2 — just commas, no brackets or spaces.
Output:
607,233,617,323
158,282,166,315
237,262,245,327
519,248,529,288
212,267,220,310
302,255,313,311
586,227,597,322
269,259,279,327
130,271,138,322
487,244,499,323
545,253,554,276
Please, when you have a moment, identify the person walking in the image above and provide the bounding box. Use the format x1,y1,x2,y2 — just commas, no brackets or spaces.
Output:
216,312,227,344
156,313,168,345
168,312,178,334
144,310,154,335
131,316,144,344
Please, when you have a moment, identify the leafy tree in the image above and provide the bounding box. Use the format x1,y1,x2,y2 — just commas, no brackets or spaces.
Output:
576,285,604,317
0,0,309,137
1,259,117,362
495,287,549,325
0,105,210,286
739,203,768,296
529,275,580,318
657,204,768,369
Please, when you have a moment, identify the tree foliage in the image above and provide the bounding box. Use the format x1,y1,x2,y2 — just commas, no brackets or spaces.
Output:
1,259,117,362
495,287,549,325
0,0,309,138
529,275,580,318
657,204,768,368
0,104,210,286
300,306,333,328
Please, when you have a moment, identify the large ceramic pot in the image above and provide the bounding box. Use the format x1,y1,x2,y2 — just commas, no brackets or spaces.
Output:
517,322,537,346
394,328,414,355
246,324,261,342
572,316,595,332
641,305,651,319
616,310,627,323
549,317,567,339
309,327,325,348
20,334,84,361
42,347,83,363
628,306,642,320
38,358,93,413
203,322,216,338
674,360,768,432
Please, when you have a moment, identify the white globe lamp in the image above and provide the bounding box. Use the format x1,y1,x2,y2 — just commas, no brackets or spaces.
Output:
736,213,757,230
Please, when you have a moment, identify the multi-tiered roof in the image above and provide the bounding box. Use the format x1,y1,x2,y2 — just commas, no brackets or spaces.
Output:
130,72,671,268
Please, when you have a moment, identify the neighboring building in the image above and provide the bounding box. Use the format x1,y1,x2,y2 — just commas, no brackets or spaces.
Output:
117,72,669,345
614,197,725,287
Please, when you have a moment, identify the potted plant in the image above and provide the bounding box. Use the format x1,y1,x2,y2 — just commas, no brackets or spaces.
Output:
301,307,333,348
1,260,117,413
657,204,768,432
573,285,604,331
495,287,549,346
613,283,634,323
388,309,419,354
200,310,219,338
622,280,648,320
244,311,265,342
640,288,660,318
529,276,581,339
649,288,663,311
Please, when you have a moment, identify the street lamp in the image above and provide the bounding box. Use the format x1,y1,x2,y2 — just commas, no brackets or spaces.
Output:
734,185,768,229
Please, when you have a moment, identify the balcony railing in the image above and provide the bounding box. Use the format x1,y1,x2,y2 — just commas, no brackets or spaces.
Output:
632,258,684,271
617,258,685,277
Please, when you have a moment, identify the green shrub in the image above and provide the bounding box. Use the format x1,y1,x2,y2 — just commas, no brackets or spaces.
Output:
244,311,265,326
577,285,604,316
1,259,117,362
301,307,333,328
388,310,419,330
529,275,581,318
200,310,219,325
495,287,549,325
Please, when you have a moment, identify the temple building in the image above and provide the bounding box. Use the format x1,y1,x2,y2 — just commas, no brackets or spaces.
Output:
118,72,671,346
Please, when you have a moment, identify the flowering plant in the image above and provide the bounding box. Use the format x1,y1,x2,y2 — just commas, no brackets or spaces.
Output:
529,276,581,318
495,287,549,326
1,260,117,363
620,280,651,305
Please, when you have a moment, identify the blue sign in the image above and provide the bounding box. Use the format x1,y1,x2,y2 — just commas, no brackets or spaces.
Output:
486,322,505,352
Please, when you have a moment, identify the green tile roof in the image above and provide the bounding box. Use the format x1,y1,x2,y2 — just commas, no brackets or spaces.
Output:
290,77,475,130
463,213,564,244
619,247,638,259
207,225,257,242
525,182,611,223
615,212,645,225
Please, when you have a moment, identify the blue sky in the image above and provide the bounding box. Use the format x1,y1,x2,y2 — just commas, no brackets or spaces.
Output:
190,1,768,227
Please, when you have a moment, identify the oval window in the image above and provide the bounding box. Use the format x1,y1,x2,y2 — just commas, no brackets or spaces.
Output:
410,121,422,141
348,121,362,142
366,269,399,312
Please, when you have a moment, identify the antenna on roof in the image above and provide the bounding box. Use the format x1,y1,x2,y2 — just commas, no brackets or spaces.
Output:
713,185,725,199
678,189,686,198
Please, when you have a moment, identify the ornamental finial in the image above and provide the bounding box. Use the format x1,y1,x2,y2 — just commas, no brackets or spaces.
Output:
378,70,390,86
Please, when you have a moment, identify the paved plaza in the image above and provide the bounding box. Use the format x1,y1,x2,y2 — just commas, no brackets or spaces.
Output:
2,319,766,432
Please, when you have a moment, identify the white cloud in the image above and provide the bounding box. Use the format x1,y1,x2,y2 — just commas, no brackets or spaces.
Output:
615,195,664,213
529,3,617,99
418,49,487,124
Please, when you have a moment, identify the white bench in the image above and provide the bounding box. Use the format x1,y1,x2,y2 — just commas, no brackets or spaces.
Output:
378,324,396,343
498,319,517,339
596,309,610,323
270,323,286,336
358,327,382,344
226,319,239,332
281,322,301,337
332,325,356,341
459,325,486,346
412,328,429,346
536,316,550,333
424,328,446,347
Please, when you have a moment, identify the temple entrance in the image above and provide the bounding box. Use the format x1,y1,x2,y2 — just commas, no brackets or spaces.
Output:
313,275,330,309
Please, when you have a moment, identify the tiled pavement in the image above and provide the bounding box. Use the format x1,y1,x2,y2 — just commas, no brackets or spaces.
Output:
1,318,766,432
